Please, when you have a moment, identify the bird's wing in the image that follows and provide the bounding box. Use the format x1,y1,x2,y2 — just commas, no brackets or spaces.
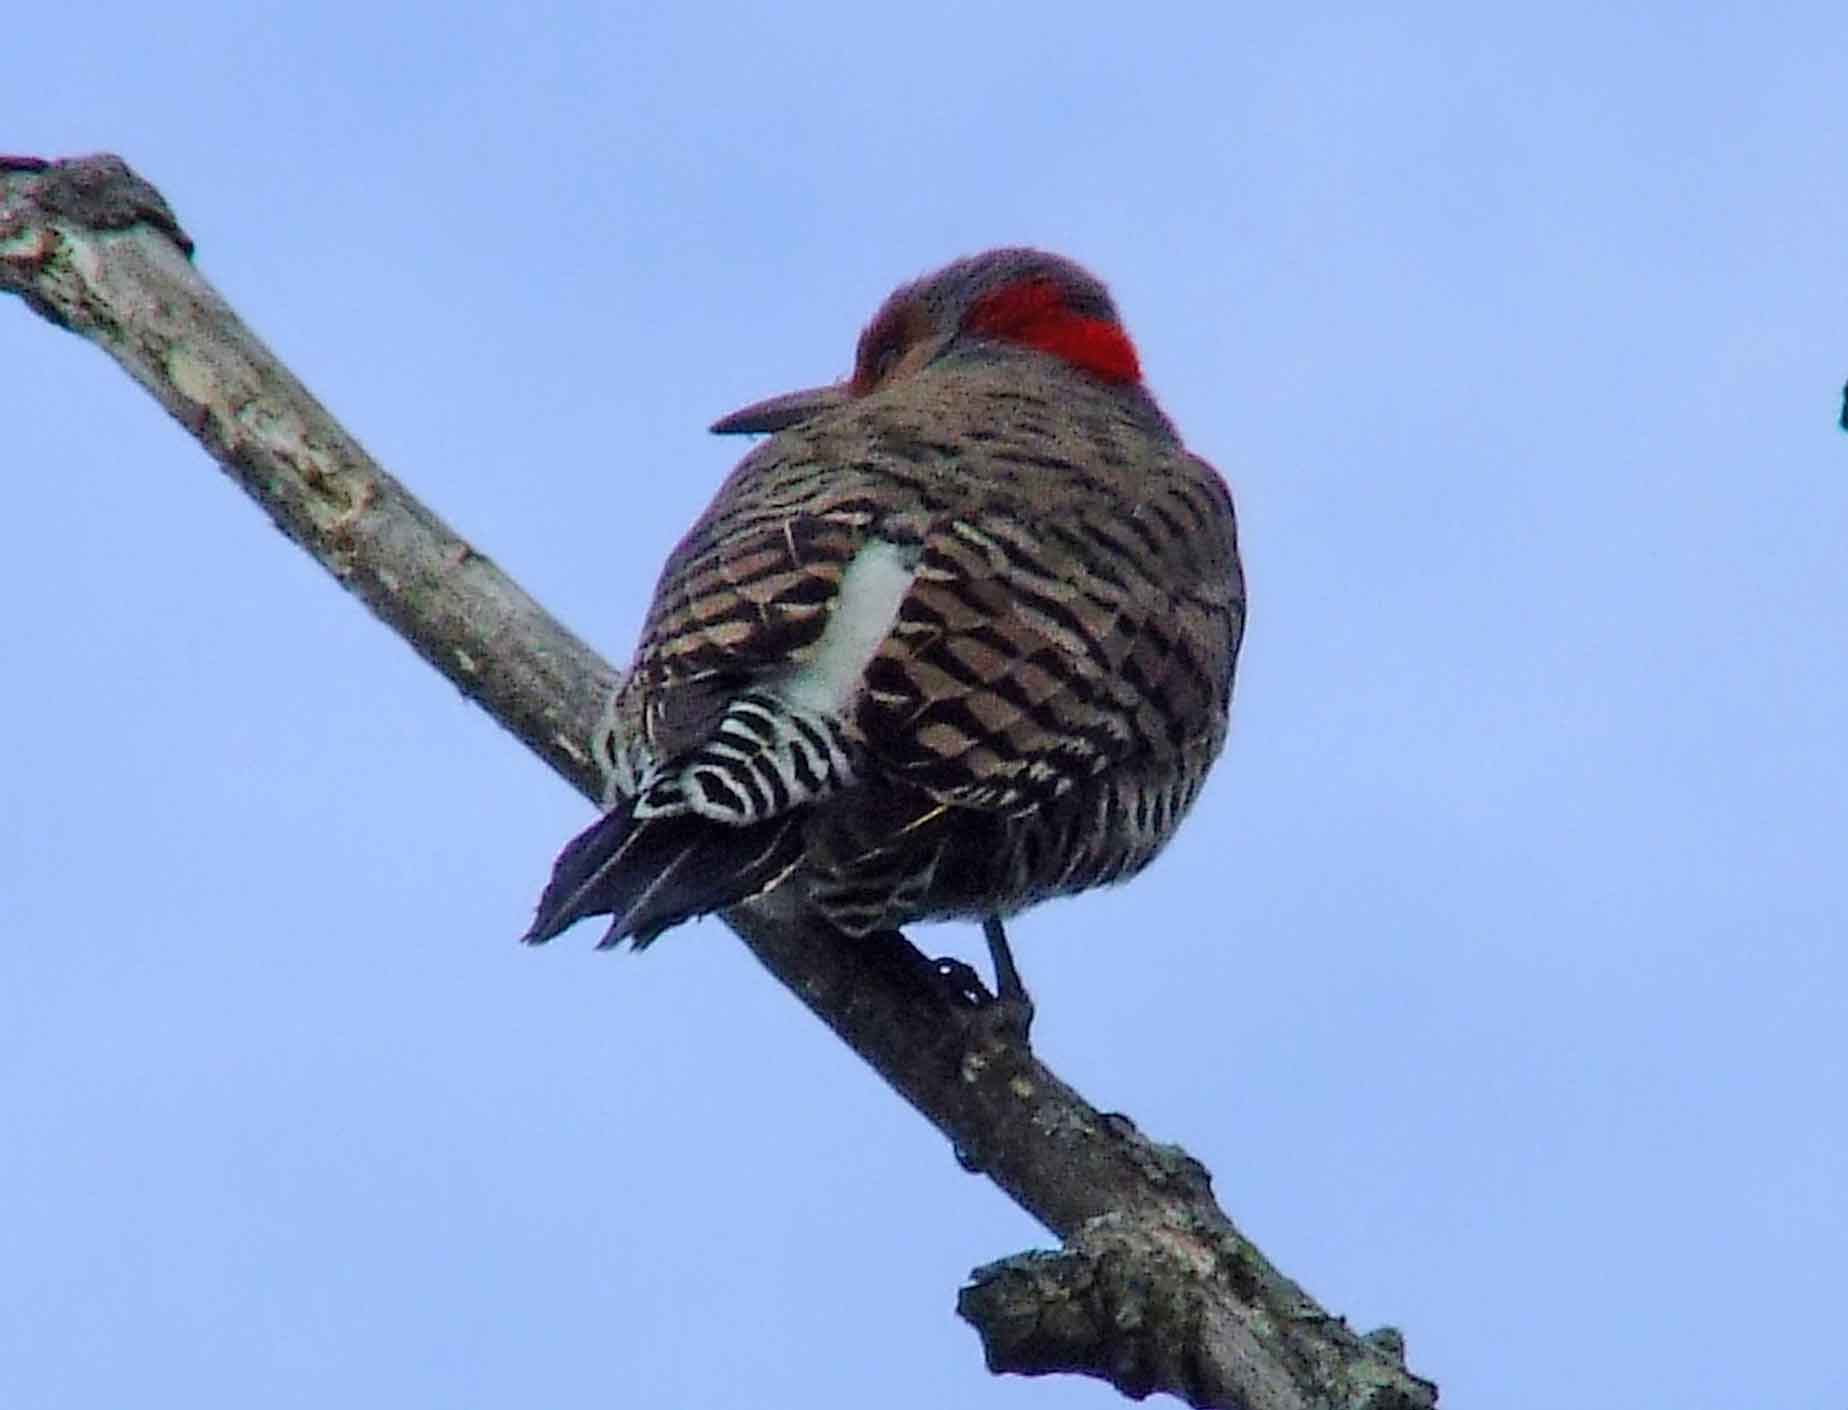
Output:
857,453,1243,815
597,445,902,809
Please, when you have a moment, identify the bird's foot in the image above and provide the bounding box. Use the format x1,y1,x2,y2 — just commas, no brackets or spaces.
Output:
966,987,1035,1048
860,928,987,1014
926,954,1032,1050
929,955,991,1009
857,925,1033,1041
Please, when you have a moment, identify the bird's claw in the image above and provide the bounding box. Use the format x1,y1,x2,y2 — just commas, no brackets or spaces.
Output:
929,956,990,1009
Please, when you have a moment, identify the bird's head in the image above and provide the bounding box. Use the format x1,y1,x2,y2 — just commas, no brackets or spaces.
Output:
710,248,1145,435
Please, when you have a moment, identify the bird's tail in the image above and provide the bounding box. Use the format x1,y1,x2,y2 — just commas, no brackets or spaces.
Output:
522,798,806,949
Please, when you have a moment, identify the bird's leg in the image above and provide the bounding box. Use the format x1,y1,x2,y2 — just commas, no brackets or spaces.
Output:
981,914,1035,1037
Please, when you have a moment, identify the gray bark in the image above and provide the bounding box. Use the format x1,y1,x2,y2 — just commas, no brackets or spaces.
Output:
1,153,1437,1410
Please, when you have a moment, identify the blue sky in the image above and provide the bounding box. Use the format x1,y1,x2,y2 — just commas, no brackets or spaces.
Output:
4,5,1844,1407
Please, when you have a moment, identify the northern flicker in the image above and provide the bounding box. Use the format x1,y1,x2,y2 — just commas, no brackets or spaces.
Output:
524,249,1245,1002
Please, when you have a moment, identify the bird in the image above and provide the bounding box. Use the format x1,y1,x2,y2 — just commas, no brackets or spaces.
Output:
523,248,1245,1008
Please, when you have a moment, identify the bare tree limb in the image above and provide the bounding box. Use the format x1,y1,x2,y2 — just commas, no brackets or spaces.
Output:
2,153,1436,1410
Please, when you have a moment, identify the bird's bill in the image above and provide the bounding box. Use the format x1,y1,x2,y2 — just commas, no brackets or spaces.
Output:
709,383,851,435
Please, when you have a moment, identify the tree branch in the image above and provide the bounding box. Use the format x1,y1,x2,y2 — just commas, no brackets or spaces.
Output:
2,153,1436,1410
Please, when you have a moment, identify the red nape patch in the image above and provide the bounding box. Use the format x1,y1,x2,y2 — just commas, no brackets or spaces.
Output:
965,279,1142,384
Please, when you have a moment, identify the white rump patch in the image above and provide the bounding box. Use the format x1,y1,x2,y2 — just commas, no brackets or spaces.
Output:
779,538,916,714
